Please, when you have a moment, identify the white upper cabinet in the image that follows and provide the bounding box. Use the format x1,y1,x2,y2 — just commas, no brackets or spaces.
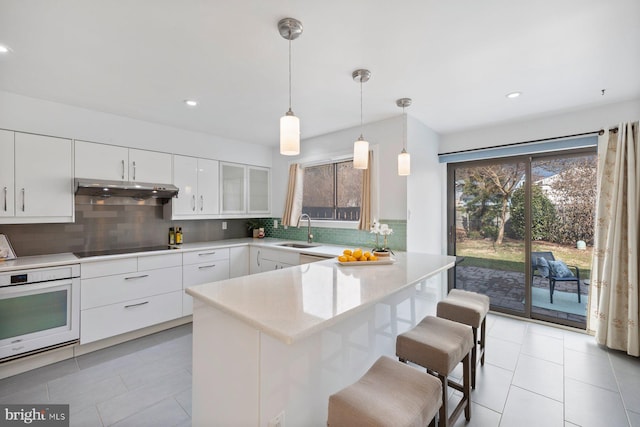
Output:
248,166,270,214
220,163,271,216
74,141,171,184
2,132,74,223
75,141,129,181
220,163,246,215
129,148,172,184
0,130,15,217
172,155,219,218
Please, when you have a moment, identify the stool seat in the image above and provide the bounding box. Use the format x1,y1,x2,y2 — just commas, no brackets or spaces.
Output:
328,356,442,427
396,316,474,374
396,316,474,427
436,289,489,328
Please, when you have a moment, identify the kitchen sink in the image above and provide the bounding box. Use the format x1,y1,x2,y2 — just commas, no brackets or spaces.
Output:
277,242,318,249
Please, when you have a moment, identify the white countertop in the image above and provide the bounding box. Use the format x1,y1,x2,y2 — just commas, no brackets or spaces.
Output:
187,252,455,344
0,238,345,271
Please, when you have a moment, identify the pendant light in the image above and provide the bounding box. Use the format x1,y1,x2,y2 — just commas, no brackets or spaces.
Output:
278,18,303,156
352,69,371,169
397,98,411,176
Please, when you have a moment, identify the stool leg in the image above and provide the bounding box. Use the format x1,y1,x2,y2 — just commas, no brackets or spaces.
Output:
438,373,448,427
471,327,477,389
480,317,486,366
463,353,471,421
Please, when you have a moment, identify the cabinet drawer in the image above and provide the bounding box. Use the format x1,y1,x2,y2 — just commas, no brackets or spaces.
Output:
183,248,229,265
183,260,230,287
80,291,183,344
81,266,182,309
81,258,138,279
138,252,182,270
259,248,299,265
182,260,230,316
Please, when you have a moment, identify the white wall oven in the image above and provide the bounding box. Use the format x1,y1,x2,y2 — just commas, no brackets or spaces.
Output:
0,264,80,361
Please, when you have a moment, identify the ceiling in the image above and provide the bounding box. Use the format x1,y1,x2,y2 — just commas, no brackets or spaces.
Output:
1,0,639,147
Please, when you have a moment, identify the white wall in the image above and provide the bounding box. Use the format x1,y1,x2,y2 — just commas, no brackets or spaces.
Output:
0,90,272,166
406,116,441,253
271,116,407,220
439,98,640,153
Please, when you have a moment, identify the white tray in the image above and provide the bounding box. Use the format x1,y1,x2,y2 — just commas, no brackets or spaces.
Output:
336,258,395,266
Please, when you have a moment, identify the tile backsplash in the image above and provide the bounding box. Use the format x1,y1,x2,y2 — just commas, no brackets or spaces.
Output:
0,202,248,257
258,218,407,251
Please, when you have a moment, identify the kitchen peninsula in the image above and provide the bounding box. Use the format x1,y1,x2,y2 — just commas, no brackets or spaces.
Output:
187,251,455,426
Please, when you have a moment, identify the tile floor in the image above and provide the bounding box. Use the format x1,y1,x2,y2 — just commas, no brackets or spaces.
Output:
1,315,639,427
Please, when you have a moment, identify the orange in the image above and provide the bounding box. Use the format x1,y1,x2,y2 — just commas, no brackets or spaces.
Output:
352,249,363,259
343,249,352,256
369,255,378,261
363,251,371,259
338,255,348,262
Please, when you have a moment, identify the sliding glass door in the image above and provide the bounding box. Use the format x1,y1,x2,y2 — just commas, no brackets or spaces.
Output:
447,148,596,328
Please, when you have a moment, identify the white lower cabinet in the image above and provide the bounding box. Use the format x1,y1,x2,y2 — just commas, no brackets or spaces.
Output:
80,253,183,344
249,247,299,274
229,246,249,278
182,248,230,315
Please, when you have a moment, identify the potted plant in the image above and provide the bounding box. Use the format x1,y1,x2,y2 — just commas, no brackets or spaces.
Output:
247,219,265,238
370,221,394,257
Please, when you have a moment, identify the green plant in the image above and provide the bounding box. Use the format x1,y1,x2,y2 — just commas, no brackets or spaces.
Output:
246,219,263,231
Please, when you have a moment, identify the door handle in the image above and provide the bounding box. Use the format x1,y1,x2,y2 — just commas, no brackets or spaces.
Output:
21,188,25,212
132,161,137,181
124,274,149,280
121,160,125,180
200,195,203,211
192,195,196,211
124,301,149,309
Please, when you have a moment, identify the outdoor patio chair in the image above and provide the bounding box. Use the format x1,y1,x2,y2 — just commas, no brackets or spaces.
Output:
531,251,581,304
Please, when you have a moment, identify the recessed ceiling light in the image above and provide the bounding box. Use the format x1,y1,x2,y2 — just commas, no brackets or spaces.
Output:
506,91,522,99
0,45,10,54
184,99,198,107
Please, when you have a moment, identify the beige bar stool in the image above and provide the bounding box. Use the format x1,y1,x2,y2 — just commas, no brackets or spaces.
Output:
328,356,442,427
396,316,473,427
437,289,490,389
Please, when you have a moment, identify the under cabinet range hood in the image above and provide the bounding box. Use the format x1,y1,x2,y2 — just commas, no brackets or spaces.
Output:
74,178,179,199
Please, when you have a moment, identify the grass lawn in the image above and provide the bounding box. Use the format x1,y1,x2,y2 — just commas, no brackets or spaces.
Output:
456,238,592,279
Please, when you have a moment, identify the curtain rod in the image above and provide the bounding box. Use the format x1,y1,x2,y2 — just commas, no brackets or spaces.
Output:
439,128,618,157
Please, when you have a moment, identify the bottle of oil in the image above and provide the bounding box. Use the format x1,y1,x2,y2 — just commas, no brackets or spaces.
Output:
168,227,176,245
176,227,183,245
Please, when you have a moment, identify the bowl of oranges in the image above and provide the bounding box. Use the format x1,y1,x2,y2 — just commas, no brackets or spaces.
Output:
336,248,394,265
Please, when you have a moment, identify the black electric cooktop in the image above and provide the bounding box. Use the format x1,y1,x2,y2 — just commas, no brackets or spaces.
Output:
73,245,179,258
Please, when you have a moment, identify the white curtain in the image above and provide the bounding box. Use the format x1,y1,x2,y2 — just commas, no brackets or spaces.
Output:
282,163,303,227
588,121,639,356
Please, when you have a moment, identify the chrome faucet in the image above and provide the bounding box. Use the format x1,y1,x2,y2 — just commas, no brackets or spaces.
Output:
297,213,313,243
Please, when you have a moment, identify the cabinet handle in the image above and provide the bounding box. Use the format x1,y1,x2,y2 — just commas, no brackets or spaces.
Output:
11,339,23,344
121,160,125,180
12,346,25,352
192,195,196,212
3,187,6,212
198,264,216,269
125,274,149,280
200,195,204,211
124,301,149,309
21,188,25,212
198,251,216,256
257,249,261,267
132,161,137,181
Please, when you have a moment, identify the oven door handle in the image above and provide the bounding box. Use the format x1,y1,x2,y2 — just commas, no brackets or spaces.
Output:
124,301,149,309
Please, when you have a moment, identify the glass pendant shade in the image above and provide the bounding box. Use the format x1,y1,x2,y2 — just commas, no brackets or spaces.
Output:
353,136,369,169
398,149,410,176
280,111,300,156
